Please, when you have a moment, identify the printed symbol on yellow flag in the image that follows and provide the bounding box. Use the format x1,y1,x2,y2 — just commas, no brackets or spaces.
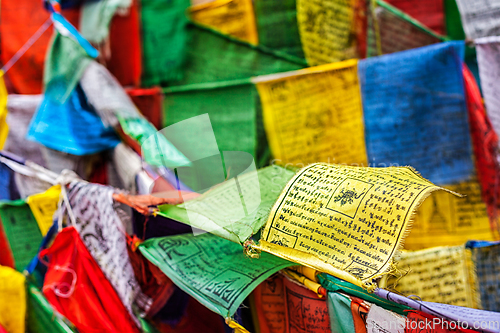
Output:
256,163,461,288
328,179,373,219
27,185,61,236
0,70,9,149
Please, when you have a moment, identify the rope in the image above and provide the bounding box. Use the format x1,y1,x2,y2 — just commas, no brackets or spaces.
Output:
0,17,53,74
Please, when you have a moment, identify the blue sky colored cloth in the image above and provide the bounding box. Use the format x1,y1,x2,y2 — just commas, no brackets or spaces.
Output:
27,85,120,156
359,41,474,185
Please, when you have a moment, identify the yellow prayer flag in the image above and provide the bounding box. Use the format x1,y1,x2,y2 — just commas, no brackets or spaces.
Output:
27,185,61,236
0,265,26,333
390,246,479,308
255,163,457,288
296,0,358,66
0,71,10,149
405,179,497,250
190,0,259,45
254,60,368,167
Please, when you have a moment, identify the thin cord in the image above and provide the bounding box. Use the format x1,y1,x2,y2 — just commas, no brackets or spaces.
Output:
1,17,53,74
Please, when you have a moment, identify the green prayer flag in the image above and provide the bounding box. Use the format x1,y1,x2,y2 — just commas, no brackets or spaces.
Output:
119,116,191,168
158,165,295,243
169,24,305,87
444,0,466,40
443,0,476,61
0,200,43,271
327,292,356,333
162,83,271,193
44,32,92,103
141,0,191,86
164,82,259,159
139,233,294,317
254,0,305,58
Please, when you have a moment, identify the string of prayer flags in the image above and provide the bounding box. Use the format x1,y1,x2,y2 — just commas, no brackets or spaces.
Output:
256,163,457,287
0,199,43,271
27,185,61,236
253,0,304,58
256,42,476,189
466,241,500,312
0,266,26,333
158,165,294,243
359,41,474,185
375,289,500,333
389,246,479,308
0,73,9,150
404,179,496,250
366,0,444,57
385,0,445,34
41,227,141,333
139,232,294,317
190,0,258,45
168,24,305,87
455,0,500,39
254,60,368,167
66,181,149,325
140,0,191,86
26,85,121,156
296,0,358,66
